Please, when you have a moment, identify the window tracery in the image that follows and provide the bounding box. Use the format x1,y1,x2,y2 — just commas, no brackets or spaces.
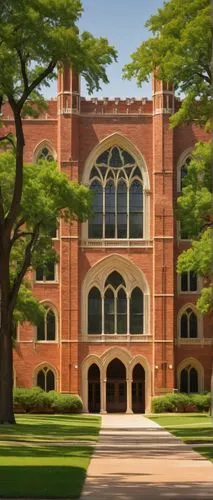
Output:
37,306,56,341
180,307,198,338
37,366,55,391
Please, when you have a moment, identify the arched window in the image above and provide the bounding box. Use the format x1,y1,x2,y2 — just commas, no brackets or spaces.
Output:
180,308,198,338
37,366,55,391
88,146,143,239
37,307,56,341
87,271,143,335
180,156,191,191
37,147,54,163
180,366,198,393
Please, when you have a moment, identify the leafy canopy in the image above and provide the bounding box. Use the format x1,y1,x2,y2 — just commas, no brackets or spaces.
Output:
0,151,92,324
123,0,211,128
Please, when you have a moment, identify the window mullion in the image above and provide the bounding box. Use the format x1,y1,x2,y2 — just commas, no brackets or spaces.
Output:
103,185,105,239
114,291,117,334
127,184,129,239
127,293,130,334
115,182,117,239
102,294,104,335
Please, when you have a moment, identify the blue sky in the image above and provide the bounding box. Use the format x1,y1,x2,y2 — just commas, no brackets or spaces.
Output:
44,0,164,99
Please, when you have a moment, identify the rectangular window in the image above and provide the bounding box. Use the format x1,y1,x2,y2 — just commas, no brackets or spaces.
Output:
180,271,197,292
35,263,55,282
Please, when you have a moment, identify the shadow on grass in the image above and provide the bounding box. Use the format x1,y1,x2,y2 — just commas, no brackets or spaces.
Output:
0,414,101,441
168,426,213,440
194,447,213,461
0,445,93,498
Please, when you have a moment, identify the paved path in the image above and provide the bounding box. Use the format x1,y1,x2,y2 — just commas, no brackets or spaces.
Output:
80,414,213,500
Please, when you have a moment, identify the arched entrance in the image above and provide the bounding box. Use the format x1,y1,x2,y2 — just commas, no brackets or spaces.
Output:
88,364,100,413
132,363,145,413
106,358,126,413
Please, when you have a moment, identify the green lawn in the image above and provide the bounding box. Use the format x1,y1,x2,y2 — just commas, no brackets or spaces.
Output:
0,414,101,498
0,414,101,442
149,413,213,462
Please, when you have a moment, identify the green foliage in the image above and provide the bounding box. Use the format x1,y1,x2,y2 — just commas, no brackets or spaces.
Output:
123,0,211,128
13,387,83,413
151,392,211,413
0,151,92,326
0,0,117,105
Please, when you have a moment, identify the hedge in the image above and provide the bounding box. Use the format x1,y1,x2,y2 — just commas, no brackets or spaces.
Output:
151,392,211,413
13,387,83,414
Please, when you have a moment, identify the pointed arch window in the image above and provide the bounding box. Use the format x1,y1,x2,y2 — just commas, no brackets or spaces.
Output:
180,308,198,338
180,366,198,393
180,156,191,191
88,146,143,239
87,271,143,335
37,147,54,163
37,366,55,391
37,307,56,341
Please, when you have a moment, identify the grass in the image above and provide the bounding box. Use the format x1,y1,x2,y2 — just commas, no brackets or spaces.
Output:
0,414,101,442
149,413,213,462
0,414,101,498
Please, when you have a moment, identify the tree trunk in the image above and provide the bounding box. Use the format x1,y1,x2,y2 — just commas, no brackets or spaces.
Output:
0,318,15,424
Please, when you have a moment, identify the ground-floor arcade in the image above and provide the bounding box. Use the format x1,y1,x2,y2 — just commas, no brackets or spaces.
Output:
81,347,151,414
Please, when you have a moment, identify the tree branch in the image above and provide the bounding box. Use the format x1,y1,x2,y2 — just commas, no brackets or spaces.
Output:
17,49,29,92
0,134,15,149
9,224,40,313
18,60,57,110
10,230,34,246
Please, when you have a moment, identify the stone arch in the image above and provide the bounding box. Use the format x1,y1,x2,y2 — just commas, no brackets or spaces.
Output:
177,147,193,192
34,300,59,342
177,357,204,393
33,140,57,163
81,254,150,338
81,355,103,413
129,355,151,412
102,346,132,379
177,303,202,339
33,362,58,391
81,133,150,241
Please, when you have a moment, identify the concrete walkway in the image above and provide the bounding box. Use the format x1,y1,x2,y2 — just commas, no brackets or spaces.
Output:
80,414,213,500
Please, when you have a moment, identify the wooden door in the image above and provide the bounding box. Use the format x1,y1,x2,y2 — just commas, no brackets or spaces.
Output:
106,380,126,412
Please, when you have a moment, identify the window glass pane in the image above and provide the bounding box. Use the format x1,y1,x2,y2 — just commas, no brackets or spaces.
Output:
89,181,103,238
130,287,143,334
180,314,188,338
190,368,198,393
129,181,143,238
104,289,115,334
36,267,44,281
105,181,115,238
117,181,127,238
47,310,56,340
37,370,45,390
109,147,122,168
180,158,191,191
180,369,188,393
37,318,45,341
88,288,102,334
46,370,55,391
189,312,197,338
46,263,55,281
181,272,188,292
117,289,127,334
189,272,197,291
105,271,125,288
122,151,134,165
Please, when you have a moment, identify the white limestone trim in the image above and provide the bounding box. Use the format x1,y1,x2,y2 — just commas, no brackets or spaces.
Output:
81,253,150,339
33,362,58,391
81,132,150,241
177,303,203,340
33,139,57,163
177,357,204,393
81,347,151,413
81,239,152,248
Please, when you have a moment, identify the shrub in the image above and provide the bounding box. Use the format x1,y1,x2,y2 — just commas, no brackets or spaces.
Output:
13,387,83,413
151,392,211,413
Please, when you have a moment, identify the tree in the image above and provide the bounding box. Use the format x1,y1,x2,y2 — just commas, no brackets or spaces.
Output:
0,0,117,423
123,0,212,311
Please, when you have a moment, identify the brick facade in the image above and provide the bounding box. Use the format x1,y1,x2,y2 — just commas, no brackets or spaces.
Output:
4,68,212,412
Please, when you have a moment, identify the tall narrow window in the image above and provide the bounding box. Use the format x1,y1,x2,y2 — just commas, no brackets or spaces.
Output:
180,308,198,338
180,157,191,191
180,366,198,393
37,307,56,341
37,367,55,391
130,287,144,334
88,288,102,334
88,146,143,239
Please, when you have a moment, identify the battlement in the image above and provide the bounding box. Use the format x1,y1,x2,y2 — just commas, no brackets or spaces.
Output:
80,96,153,115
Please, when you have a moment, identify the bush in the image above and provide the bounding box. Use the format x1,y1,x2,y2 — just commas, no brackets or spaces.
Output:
13,387,83,414
151,392,211,413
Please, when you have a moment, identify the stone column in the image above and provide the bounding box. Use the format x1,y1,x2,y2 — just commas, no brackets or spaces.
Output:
126,378,133,413
101,379,107,413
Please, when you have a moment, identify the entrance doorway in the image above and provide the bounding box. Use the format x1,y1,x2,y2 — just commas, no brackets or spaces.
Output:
132,364,145,413
106,358,127,413
88,364,100,413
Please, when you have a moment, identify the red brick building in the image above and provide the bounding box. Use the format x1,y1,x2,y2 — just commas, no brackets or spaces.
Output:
6,68,212,412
